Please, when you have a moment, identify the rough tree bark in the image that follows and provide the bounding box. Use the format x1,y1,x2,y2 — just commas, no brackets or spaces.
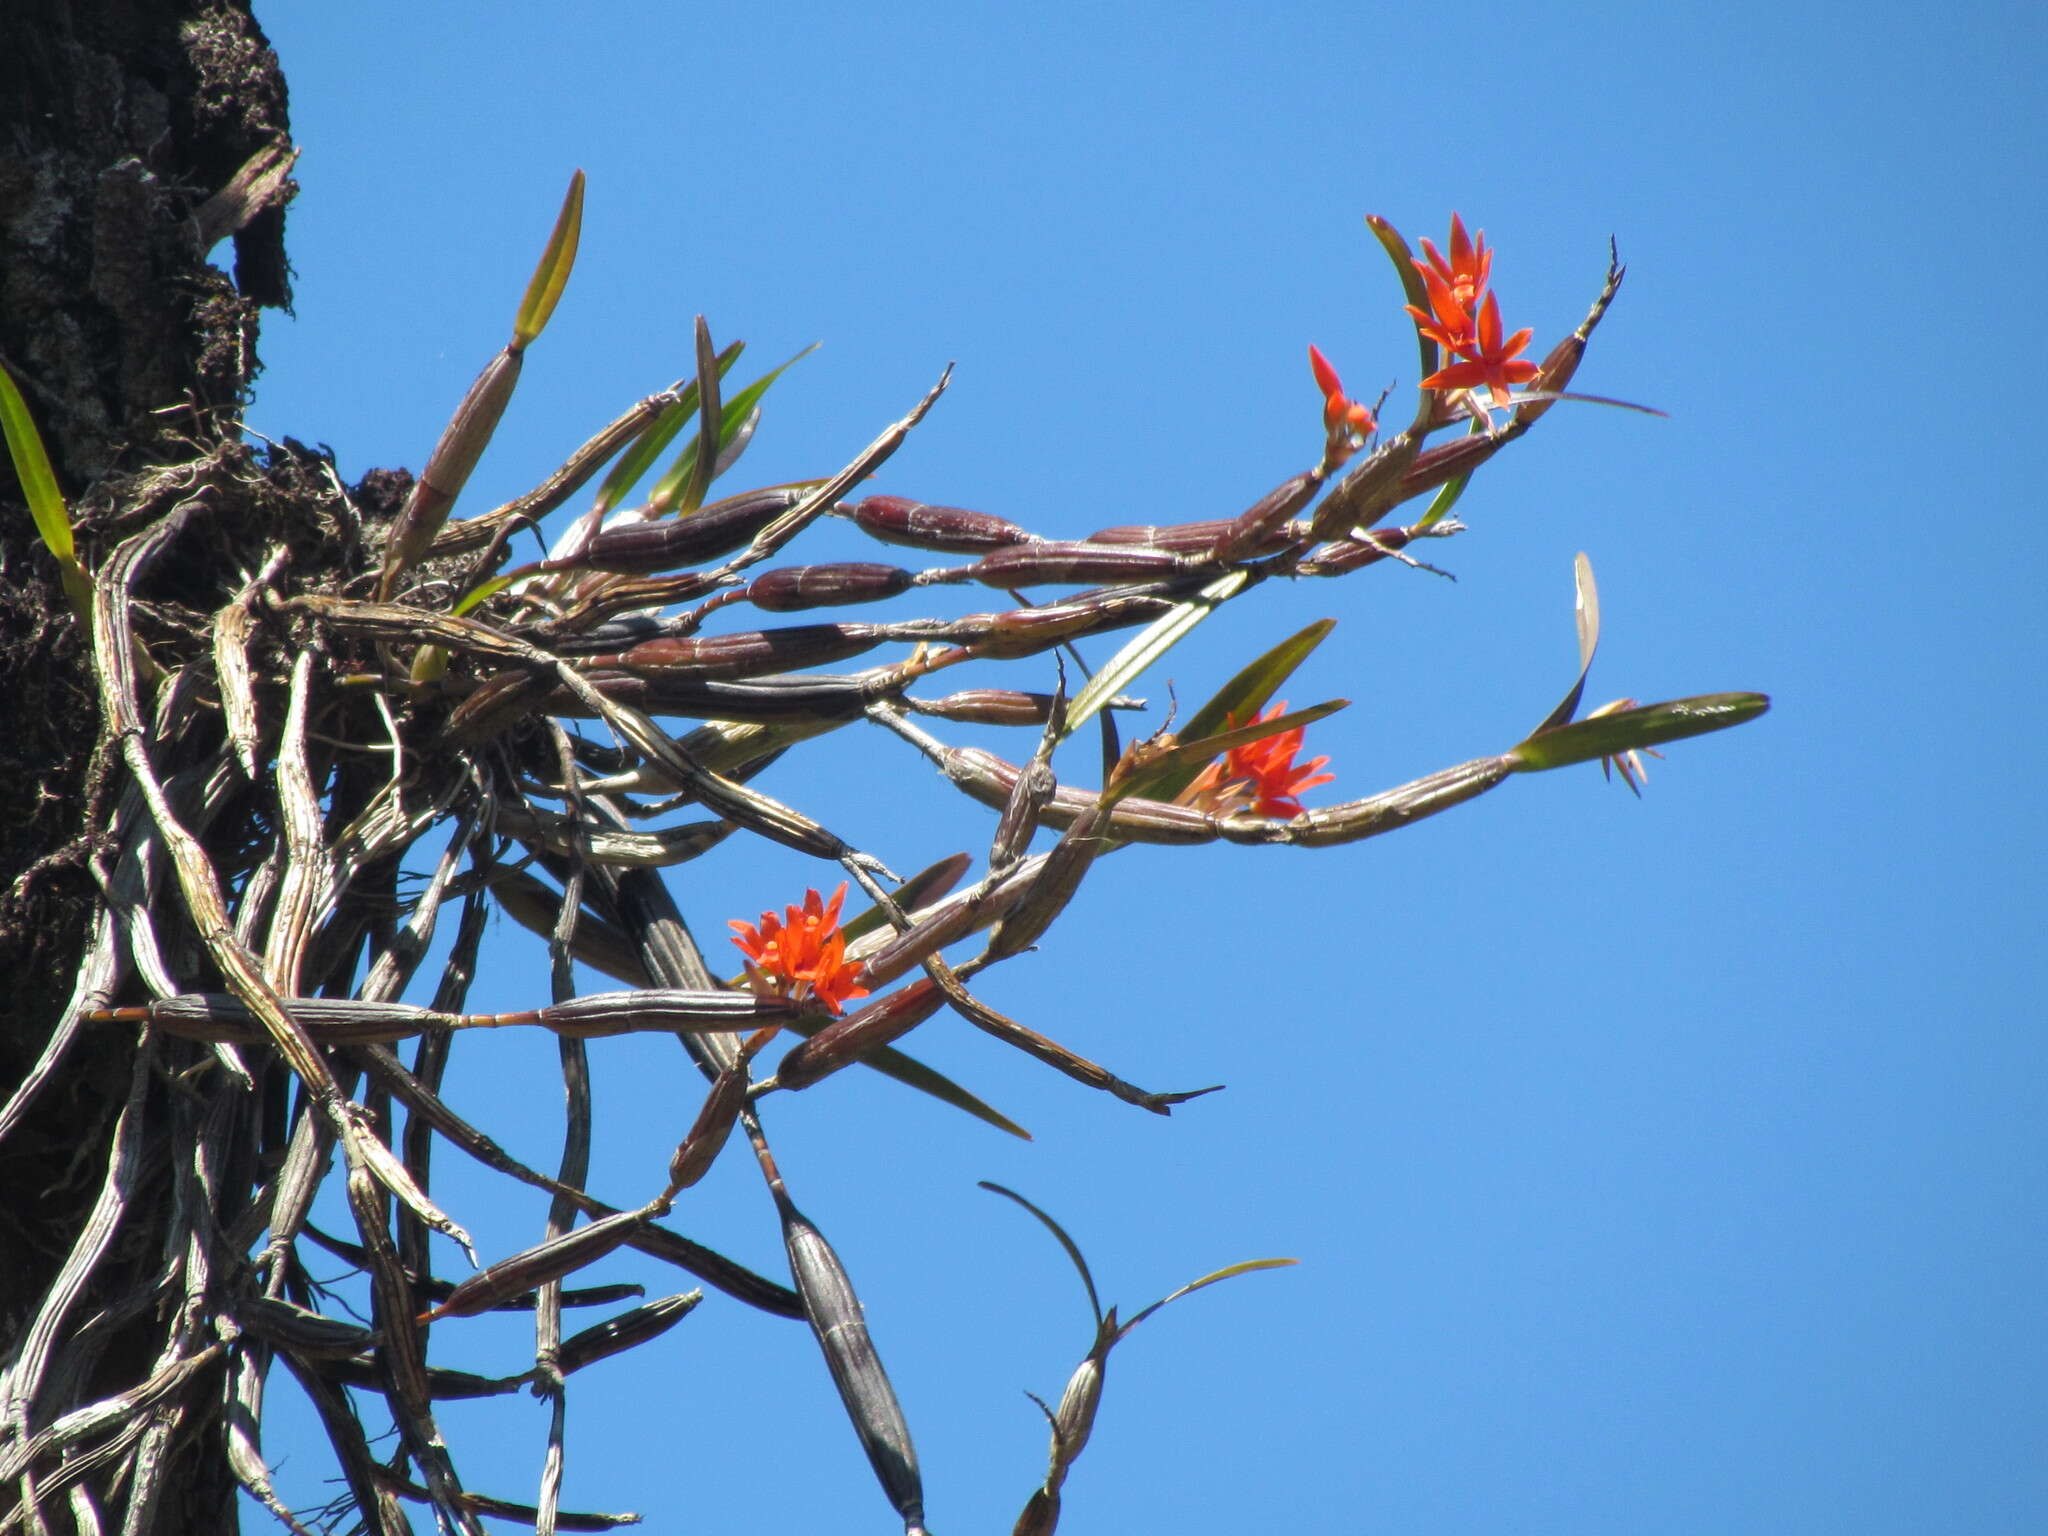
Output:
1,3,310,1525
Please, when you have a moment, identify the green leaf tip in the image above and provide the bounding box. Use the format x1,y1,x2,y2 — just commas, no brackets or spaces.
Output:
512,168,585,348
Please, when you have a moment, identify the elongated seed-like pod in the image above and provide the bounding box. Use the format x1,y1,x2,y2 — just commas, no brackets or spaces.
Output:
379,345,524,598
555,1292,703,1377
87,994,461,1044
1296,525,1417,577
778,1196,928,1533
1265,754,1515,846
1392,433,1502,504
851,493,1036,553
429,1209,650,1321
1088,516,1294,557
904,689,1069,727
557,486,805,575
1049,1346,1109,1473
313,1353,525,1401
611,624,883,679
941,748,1218,845
665,1044,762,1192
745,561,914,612
1210,469,1322,562
853,888,1012,989
537,988,814,1037
546,670,880,724
234,1297,376,1359
991,755,1056,869
988,799,1113,961
964,541,1182,587
777,980,945,1091
975,594,1175,658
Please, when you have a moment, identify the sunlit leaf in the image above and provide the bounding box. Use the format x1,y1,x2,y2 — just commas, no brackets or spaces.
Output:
511,169,585,348
1511,692,1769,771
1366,213,1438,382
1118,1257,1299,1336
1534,552,1600,734
1063,570,1248,739
0,363,92,619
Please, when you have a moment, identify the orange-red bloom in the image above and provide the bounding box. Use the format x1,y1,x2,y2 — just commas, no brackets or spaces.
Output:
1308,343,1377,436
1178,701,1335,819
728,883,869,1015
1402,214,1541,408
1408,213,1494,346
1420,291,1541,408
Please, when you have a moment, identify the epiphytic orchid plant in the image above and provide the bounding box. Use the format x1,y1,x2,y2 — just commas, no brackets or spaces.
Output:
6,177,1766,1536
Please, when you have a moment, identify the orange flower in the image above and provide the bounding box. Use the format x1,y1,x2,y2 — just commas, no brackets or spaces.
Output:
1308,344,1376,474
1177,702,1335,819
1405,213,1494,350
729,883,870,1015
1420,290,1541,408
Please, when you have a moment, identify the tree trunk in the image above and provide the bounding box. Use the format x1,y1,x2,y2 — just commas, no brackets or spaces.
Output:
1,3,299,1526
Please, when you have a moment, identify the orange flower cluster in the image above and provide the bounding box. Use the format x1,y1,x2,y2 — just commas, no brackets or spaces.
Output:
1405,213,1541,408
1178,702,1335,820
728,883,870,1015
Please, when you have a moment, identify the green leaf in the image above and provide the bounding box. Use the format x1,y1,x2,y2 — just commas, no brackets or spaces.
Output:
1118,1257,1299,1336
1062,570,1249,740
1510,692,1770,772
650,343,817,514
1116,618,1337,805
512,169,585,348
808,1030,1027,1139
1412,469,1470,532
1366,214,1438,384
0,363,91,620
449,573,515,618
0,365,73,565
590,394,696,519
978,1182,1104,1327
1533,553,1600,734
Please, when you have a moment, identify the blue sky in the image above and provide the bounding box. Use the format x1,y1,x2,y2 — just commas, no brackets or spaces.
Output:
247,3,2044,1532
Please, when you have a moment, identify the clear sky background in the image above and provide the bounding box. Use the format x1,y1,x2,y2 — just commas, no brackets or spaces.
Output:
245,3,2044,1532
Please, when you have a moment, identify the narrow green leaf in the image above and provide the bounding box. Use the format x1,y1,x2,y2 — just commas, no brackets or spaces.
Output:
650,343,816,514
449,573,515,617
769,1010,1028,1139
1510,692,1770,771
0,364,93,620
684,317,723,514
845,1043,1029,1140
1063,570,1248,739
0,365,74,566
589,394,696,518
978,1182,1104,1329
511,169,585,348
1412,469,1470,532
1365,214,1438,383
1118,1257,1299,1336
1534,553,1600,734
